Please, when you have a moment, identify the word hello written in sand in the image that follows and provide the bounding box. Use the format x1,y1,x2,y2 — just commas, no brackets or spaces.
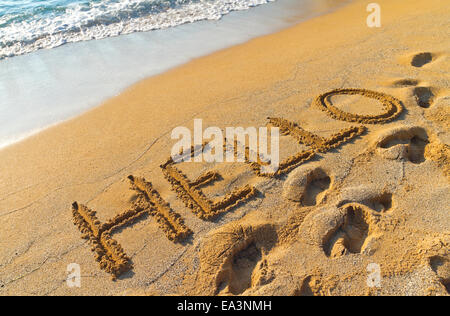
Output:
72,88,403,279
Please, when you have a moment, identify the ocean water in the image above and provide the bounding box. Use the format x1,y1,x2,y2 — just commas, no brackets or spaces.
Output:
0,0,275,59
0,0,347,149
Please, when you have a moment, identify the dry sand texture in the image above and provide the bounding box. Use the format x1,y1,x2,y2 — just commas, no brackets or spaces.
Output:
0,0,449,295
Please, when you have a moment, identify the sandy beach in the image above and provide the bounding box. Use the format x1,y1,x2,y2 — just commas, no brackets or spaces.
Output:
0,0,449,296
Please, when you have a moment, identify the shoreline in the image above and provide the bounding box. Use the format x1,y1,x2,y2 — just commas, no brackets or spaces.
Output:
0,0,349,150
0,0,448,296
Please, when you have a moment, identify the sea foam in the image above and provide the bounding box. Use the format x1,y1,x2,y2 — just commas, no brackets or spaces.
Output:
0,0,275,60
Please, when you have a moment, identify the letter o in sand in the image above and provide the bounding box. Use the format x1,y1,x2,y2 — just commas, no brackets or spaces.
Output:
315,88,403,124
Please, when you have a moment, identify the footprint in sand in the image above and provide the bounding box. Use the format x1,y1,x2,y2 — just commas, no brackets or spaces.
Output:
322,203,385,259
371,125,450,179
387,78,439,109
397,51,439,68
371,125,429,164
194,220,278,295
227,243,266,294
298,202,386,259
413,86,436,108
282,162,332,206
410,52,434,68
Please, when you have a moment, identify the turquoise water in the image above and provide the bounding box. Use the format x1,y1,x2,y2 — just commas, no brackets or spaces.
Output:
0,0,275,59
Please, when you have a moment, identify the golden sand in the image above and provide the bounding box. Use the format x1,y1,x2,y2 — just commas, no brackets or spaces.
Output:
0,0,448,295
